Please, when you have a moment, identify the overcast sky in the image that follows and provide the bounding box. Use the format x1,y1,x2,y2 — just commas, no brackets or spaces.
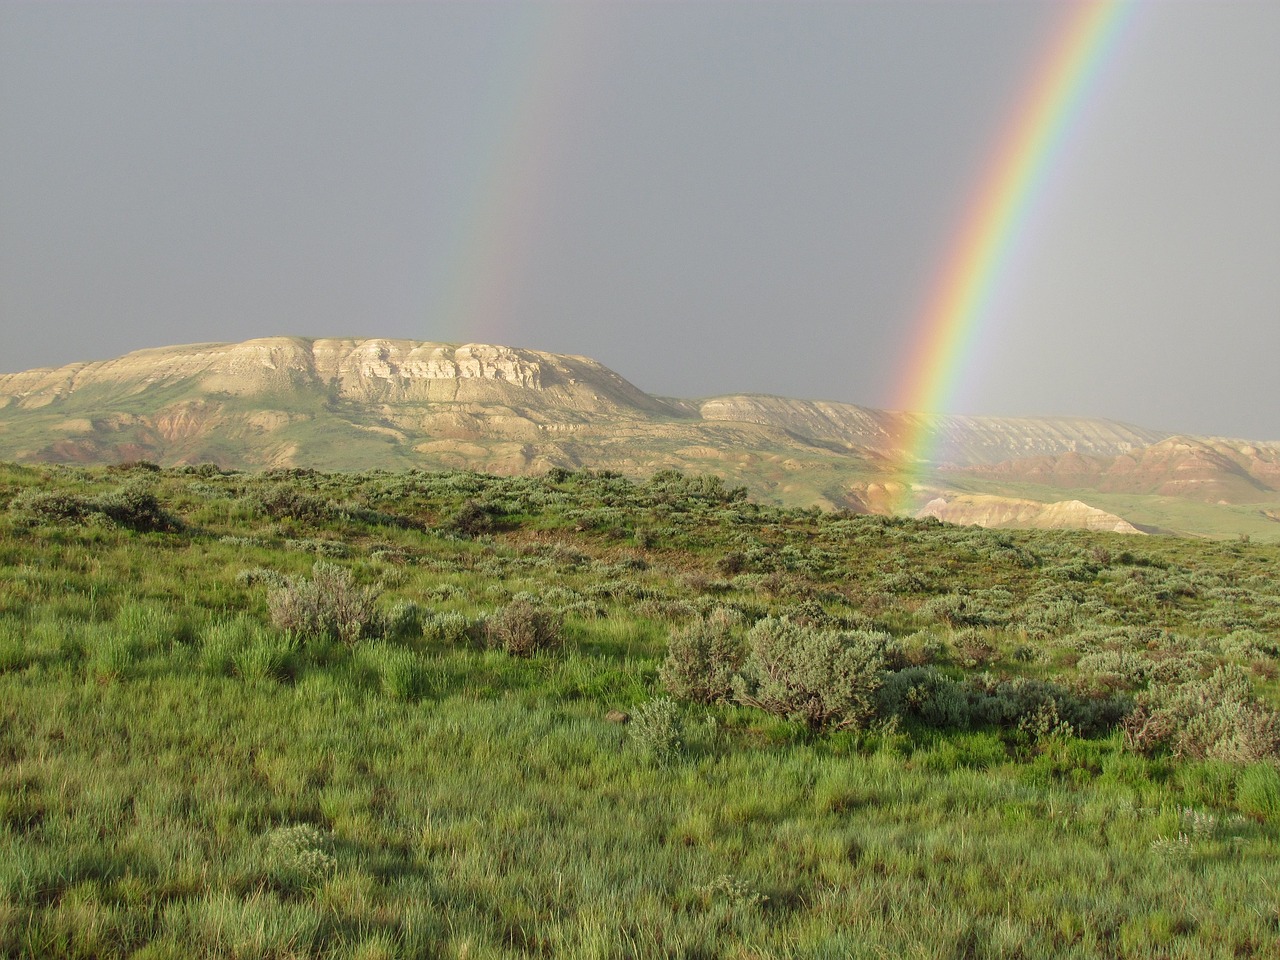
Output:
2,1,1277,439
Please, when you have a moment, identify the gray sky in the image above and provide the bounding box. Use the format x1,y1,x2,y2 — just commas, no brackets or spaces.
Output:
2,1,1277,439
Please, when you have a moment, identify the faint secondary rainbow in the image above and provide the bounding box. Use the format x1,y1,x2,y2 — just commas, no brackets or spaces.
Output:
889,0,1136,512
424,5,603,347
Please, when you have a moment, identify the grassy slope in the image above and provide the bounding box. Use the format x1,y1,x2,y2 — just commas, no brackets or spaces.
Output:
1,463,1279,958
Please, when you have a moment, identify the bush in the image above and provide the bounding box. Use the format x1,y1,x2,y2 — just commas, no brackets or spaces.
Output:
952,628,996,668
629,696,683,765
716,552,747,576
659,610,743,704
9,481,179,532
384,600,424,641
1220,629,1279,661
284,537,350,558
267,562,383,646
259,824,337,893
235,567,291,590
973,676,1122,741
447,499,496,536
877,667,972,729
483,599,563,656
93,481,181,532
1124,666,1280,763
698,874,767,910
8,489,94,525
1076,649,1149,690
923,593,991,628
252,486,330,522
733,617,887,732
421,611,475,645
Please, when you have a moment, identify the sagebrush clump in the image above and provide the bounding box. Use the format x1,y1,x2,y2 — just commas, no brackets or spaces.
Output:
659,609,743,704
1124,665,1280,763
10,480,179,532
483,599,564,656
260,823,337,892
733,617,887,732
629,696,683,765
877,666,973,729
267,561,384,646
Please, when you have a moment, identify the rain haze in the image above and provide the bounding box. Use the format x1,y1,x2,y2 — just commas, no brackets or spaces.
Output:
1,1,1277,439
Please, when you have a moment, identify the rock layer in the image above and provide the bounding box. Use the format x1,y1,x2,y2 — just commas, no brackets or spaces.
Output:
0,339,674,418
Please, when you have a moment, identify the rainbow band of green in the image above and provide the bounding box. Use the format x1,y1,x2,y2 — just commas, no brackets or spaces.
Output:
892,0,1136,511
424,6,598,345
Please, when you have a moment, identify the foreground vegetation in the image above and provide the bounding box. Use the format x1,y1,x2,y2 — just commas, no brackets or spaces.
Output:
2,461,1279,958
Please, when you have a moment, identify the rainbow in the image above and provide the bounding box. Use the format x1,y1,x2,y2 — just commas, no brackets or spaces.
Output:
424,5,601,347
890,0,1136,512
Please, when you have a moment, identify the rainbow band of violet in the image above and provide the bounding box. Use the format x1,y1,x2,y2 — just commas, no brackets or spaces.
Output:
890,0,1136,514
425,5,598,346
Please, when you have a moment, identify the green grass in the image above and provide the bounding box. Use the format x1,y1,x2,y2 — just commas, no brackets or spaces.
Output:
0,463,1279,957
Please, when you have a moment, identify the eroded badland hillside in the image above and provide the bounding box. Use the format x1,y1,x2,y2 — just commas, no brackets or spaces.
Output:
2,337,1277,537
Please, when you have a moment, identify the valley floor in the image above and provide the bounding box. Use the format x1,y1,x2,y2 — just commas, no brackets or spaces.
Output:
2,463,1278,958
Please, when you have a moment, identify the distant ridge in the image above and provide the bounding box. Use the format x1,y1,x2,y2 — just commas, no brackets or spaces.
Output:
2,336,1277,537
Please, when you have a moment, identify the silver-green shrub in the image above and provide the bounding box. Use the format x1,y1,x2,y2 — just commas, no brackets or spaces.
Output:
659,609,743,704
483,599,564,656
384,600,424,641
267,562,383,646
1124,666,1280,763
421,610,474,645
629,696,683,766
236,567,291,590
260,824,336,892
10,481,179,532
1075,649,1150,690
923,593,992,628
733,617,887,732
1220,629,1279,661
877,667,972,729
698,874,767,909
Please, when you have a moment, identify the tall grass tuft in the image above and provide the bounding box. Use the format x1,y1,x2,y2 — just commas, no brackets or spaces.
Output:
1237,764,1280,820
358,641,435,702
233,632,298,684
202,614,295,682
0,623,29,673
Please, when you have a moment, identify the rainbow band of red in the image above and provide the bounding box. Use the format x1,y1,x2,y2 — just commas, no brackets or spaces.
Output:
425,6,599,345
891,0,1135,511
